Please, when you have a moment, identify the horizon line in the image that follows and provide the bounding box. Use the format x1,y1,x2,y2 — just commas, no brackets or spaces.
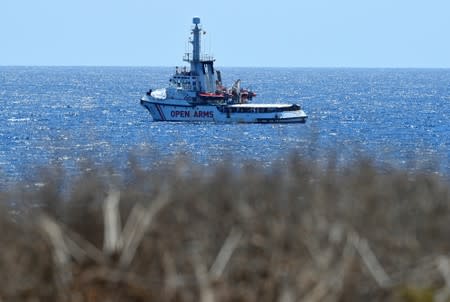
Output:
1,64,450,70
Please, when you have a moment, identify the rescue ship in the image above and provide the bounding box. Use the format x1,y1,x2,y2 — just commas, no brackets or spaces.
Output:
140,17,307,123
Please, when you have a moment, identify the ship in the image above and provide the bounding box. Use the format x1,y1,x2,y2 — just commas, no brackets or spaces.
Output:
140,17,307,123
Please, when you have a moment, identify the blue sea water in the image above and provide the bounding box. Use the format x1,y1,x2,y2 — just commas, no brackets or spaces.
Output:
1,66,450,184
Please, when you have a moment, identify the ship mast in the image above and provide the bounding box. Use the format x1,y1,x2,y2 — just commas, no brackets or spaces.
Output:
184,17,216,93
192,17,201,62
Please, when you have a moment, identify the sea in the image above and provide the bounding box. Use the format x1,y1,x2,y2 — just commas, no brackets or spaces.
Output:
1,67,450,185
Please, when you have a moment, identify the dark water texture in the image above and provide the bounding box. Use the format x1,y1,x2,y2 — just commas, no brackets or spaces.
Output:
1,67,450,183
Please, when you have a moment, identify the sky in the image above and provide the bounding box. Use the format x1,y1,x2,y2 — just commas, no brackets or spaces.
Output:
1,0,450,68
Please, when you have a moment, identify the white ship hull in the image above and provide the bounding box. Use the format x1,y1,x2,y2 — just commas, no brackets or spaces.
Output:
140,96,307,123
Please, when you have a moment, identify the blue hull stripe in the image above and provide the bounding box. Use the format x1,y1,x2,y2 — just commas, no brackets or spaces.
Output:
155,104,166,121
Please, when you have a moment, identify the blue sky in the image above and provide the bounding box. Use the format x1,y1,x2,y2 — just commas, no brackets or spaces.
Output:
1,0,450,67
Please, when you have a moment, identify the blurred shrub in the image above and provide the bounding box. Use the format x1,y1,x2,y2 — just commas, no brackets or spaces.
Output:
1,155,450,301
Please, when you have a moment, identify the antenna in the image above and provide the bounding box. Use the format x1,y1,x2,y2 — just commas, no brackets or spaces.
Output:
208,30,212,56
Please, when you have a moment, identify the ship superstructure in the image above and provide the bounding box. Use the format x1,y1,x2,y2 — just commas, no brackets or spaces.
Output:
140,17,307,123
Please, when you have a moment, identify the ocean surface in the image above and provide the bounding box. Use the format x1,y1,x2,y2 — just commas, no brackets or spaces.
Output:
1,67,450,184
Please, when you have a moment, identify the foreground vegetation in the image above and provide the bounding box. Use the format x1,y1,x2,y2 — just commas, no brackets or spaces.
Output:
1,156,450,302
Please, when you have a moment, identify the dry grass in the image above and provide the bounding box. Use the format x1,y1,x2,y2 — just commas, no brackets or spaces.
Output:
1,155,450,302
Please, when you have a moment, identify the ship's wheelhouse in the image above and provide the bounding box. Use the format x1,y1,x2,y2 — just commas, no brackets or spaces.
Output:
170,74,198,91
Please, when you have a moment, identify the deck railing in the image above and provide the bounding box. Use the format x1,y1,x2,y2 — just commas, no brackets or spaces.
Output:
183,53,215,62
